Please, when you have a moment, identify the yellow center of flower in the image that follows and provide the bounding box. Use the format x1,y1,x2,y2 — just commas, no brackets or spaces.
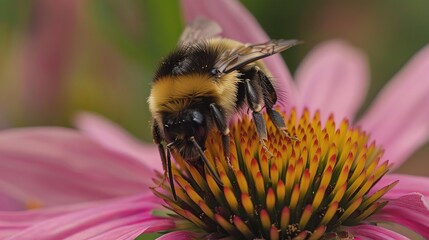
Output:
152,109,397,240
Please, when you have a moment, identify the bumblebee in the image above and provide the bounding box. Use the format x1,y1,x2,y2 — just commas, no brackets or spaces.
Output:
148,18,300,199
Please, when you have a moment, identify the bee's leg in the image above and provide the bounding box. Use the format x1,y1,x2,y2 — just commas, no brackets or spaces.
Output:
150,121,177,200
244,78,272,155
256,67,298,141
209,103,232,168
151,122,167,185
165,143,177,201
190,136,224,186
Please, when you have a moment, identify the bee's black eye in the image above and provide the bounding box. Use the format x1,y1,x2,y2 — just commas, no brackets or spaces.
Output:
192,111,204,124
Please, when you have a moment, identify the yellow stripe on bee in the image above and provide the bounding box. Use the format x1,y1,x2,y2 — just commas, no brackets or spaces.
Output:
148,72,240,116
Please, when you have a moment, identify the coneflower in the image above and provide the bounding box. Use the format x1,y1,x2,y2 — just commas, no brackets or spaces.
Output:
1,0,428,239
153,109,396,239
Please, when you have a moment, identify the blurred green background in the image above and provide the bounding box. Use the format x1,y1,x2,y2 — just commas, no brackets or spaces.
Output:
0,0,428,176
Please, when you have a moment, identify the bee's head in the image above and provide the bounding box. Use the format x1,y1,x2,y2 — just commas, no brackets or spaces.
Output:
163,109,208,157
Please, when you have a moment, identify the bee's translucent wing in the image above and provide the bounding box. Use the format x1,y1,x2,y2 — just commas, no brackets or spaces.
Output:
179,17,222,45
215,39,302,74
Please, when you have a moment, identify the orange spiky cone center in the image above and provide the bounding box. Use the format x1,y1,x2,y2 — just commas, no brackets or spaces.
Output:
152,109,396,240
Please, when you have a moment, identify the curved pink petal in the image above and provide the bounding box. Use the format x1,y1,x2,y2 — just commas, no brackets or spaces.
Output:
157,231,202,240
0,128,153,209
369,193,429,238
91,224,151,240
90,224,151,240
21,0,77,122
370,174,429,199
0,199,107,238
74,112,162,171
0,191,24,211
369,174,429,237
348,224,408,240
295,40,369,123
180,0,298,111
358,44,429,168
7,193,173,240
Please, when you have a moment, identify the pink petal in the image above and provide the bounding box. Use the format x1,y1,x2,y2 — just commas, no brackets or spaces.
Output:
90,224,151,240
348,224,409,240
358,44,429,168
0,128,154,209
295,40,369,123
157,231,202,240
0,199,104,238
0,191,24,211
74,112,162,171
369,174,429,237
7,193,174,240
370,193,429,238
21,0,77,122
370,174,429,199
180,0,299,111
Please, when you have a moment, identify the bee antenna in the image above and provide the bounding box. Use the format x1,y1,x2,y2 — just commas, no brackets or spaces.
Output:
189,136,224,186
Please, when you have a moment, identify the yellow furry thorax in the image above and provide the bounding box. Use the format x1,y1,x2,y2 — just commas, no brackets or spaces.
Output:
148,72,241,117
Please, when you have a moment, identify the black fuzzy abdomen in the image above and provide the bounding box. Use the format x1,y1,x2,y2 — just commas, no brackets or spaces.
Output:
235,80,246,109
153,42,220,81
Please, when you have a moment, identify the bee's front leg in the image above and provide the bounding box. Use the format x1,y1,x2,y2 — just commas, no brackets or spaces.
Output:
151,121,177,201
209,103,232,169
